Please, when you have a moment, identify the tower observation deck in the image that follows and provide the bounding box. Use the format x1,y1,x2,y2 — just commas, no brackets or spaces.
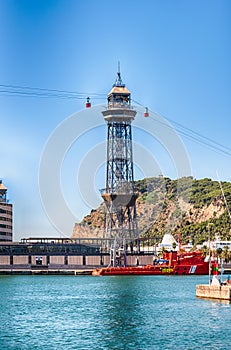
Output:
101,69,139,266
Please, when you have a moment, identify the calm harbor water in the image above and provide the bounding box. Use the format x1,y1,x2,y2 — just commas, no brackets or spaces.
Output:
0,275,230,350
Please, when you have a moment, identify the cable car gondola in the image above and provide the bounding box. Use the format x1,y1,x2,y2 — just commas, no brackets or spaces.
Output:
86,97,91,108
144,107,149,117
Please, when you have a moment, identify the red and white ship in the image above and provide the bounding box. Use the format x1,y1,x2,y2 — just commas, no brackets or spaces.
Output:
92,250,209,276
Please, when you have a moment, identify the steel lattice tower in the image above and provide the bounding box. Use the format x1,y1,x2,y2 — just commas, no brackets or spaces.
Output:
101,69,139,266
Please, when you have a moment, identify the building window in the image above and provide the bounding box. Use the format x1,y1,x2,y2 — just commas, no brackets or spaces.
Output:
36,256,42,265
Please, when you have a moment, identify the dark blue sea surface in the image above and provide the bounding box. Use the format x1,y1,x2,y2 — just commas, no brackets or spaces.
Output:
0,275,230,349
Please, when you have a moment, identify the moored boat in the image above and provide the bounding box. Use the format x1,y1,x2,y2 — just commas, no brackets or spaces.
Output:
92,250,209,276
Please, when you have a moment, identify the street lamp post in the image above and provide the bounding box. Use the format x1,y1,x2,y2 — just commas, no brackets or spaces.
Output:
208,223,214,285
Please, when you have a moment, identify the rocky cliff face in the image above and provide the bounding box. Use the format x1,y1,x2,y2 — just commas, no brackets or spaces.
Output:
72,177,231,245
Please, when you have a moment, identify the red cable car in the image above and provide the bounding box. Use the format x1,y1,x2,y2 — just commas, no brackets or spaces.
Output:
86,97,91,108
144,107,149,117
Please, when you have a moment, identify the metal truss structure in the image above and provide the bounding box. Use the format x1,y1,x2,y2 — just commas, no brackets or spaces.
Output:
101,70,139,266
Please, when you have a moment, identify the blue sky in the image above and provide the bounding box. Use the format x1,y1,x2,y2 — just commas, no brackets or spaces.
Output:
0,0,230,240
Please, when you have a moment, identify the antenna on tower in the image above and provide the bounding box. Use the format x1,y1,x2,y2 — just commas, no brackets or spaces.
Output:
114,61,125,87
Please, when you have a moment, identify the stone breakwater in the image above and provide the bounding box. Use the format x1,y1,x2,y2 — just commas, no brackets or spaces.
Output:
196,284,231,300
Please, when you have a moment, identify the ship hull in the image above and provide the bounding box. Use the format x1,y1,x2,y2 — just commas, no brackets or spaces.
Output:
92,263,209,276
92,251,209,276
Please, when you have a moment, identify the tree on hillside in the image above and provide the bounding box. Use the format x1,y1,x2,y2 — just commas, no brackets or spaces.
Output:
201,245,209,258
221,246,230,263
159,246,166,258
172,242,177,251
216,248,223,263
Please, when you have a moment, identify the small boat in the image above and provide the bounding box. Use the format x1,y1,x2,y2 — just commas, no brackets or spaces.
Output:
92,250,209,276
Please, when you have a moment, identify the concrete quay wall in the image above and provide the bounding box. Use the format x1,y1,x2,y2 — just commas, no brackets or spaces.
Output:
196,284,231,300
0,254,154,273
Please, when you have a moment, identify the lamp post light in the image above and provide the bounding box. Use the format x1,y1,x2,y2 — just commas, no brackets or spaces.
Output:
208,223,214,285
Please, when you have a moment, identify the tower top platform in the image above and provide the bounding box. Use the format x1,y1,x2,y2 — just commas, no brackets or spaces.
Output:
105,68,134,113
108,85,130,96
0,181,7,191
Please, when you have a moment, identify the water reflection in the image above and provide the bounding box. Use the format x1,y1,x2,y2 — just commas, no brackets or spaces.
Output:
96,276,150,349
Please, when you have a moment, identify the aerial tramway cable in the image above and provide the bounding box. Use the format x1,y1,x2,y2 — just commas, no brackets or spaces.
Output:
132,99,231,158
0,82,230,158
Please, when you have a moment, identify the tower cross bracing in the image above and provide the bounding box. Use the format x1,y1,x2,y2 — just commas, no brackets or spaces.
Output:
101,70,139,266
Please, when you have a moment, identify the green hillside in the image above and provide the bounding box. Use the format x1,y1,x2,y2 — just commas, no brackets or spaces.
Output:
73,177,231,247
136,177,231,245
